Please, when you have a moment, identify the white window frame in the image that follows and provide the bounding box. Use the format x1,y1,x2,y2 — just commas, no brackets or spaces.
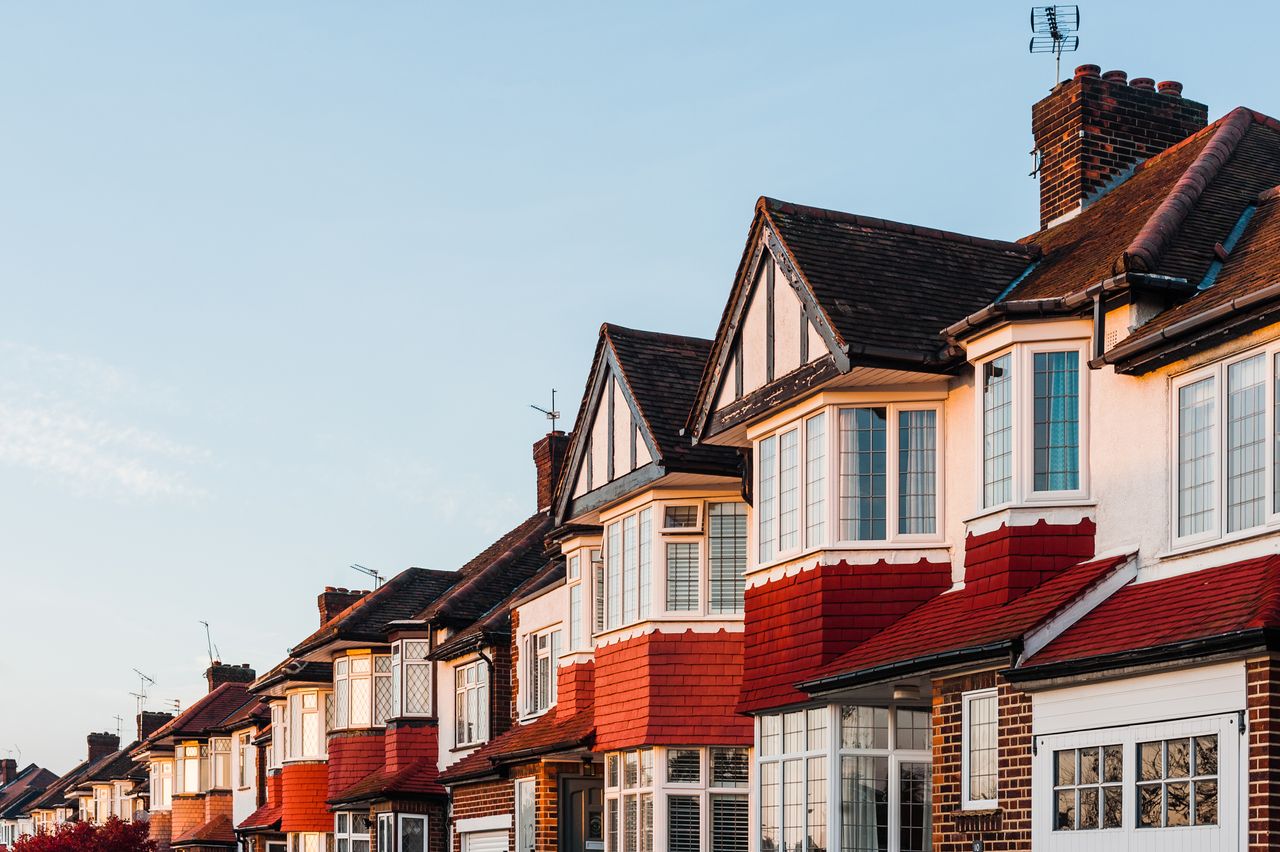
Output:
1169,343,1280,551
391,638,432,718
335,811,372,852
975,342,1091,512
961,689,1000,810
660,501,703,533
210,736,232,789
522,628,561,719
515,777,536,852
604,749,655,852
376,814,394,852
237,731,253,789
285,689,329,762
454,659,489,748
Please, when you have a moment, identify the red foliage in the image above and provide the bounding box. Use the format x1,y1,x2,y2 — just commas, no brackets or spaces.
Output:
12,818,156,852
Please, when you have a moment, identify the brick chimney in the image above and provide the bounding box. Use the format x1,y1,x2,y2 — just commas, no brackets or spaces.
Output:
318,587,367,625
137,711,174,741
205,662,257,693
0,758,16,786
1033,64,1208,229
87,732,120,763
533,431,571,513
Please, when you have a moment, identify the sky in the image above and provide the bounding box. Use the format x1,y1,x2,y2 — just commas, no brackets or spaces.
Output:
1,0,1277,772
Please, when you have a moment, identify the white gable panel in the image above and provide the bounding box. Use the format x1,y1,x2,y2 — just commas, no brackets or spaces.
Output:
635,425,652,466
741,264,769,395
774,268,804,377
589,380,611,490
612,379,631,478
572,458,590,498
807,318,825,363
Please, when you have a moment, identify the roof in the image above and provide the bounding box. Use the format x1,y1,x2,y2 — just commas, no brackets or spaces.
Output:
236,802,282,833
250,659,333,694
25,759,90,812
438,708,594,785
0,765,59,819
212,699,270,733
430,560,565,662
76,744,142,786
802,554,1131,691
1017,554,1280,676
143,683,256,746
173,815,237,847
328,758,446,804
289,566,463,656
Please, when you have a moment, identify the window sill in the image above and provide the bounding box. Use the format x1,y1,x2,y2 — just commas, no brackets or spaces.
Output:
450,742,485,754
1161,522,1280,561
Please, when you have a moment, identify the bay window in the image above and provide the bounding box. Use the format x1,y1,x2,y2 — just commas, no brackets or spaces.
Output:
454,660,489,747
1173,345,1280,546
211,737,231,789
270,703,287,770
605,750,654,852
756,402,942,564
333,653,393,729
979,344,1087,509
604,508,653,630
286,690,328,761
660,747,748,852
151,760,173,809
176,743,203,795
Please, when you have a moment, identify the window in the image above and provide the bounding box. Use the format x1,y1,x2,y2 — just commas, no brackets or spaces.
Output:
805,413,827,547
962,690,998,809
840,408,887,540
1138,735,1217,828
1053,745,1122,830
398,815,427,852
176,743,203,795
758,435,777,562
289,833,323,852
663,505,700,530
523,629,560,717
593,549,605,634
238,732,253,789
271,703,287,770
335,812,371,852
665,542,699,611
392,639,432,717
516,778,536,852
570,579,583,649
604,750,654,852
604,508,653,629
898,410,937,535
151,760,173,809
287,690,328,761
708,503,747,614
1033,351,1080,491
983,354,1014,506
454,660,489,747
211,737,231,789
333,653,392,729
376,814,393,852
652,748,748,852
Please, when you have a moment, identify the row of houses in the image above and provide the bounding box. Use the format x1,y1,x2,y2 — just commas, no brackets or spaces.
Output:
10,62,1280,852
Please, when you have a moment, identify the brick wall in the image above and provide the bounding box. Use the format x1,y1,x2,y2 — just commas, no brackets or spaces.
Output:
491,638,514,741
510,610,521,725
740,559,951,713
148,808,172,851
595,629,751,752
384,718,440,778
1248,656,1280,850
327,730,385,801
279,762,331,833
962,519,1095,609
204,789,233,824
931,670,1032,852
450,778,513,852
170,795,204,841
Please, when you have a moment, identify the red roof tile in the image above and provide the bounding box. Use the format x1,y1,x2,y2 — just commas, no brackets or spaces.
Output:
140,683,256,745
438,708,594,785
173,815,237,847
804,555,1130,690
237,802,282,832
330,757,445,804
1023,554,1280,669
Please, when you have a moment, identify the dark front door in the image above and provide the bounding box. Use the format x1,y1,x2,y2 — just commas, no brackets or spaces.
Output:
561,775,604,852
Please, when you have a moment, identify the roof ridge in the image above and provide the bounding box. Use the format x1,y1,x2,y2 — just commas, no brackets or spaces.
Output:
758,196,1039,257
601,322,712,348
1119,107,1256,274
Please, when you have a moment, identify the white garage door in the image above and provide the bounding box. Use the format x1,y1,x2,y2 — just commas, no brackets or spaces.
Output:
462,830,509,852
1033,713,1240,852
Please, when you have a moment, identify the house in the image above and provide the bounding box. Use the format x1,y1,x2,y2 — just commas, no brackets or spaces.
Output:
680,64,1280,852
135,663,257,852
0,760,59,848
440,324,753,852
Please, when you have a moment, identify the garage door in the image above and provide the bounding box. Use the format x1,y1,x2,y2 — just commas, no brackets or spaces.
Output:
462,830,509,852
1033,713,1239,852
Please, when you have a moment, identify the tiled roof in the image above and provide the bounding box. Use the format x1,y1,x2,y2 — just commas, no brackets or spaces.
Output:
803,555,1130,690
329,757,445,804
237,802,282,832
25,759,90,812
212,699,270,733
173,815,237,847
0,766,59,819
1021,554,1280,671
438,708,594,785
78,744,143,785
290,567,463,655
250,659,333,694
143,683,256,744
413,512,552,626
430,560,565,662
760,197,1038,359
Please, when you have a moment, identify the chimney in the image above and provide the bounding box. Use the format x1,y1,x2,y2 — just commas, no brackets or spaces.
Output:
87,732,120,763
533,431,571,513
0,759,16,786
205,661,257,693
137,711,174,741
318,587,367,625
1032,64,1208,229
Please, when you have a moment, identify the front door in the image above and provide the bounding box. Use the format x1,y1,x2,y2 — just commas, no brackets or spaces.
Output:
561,775,604,852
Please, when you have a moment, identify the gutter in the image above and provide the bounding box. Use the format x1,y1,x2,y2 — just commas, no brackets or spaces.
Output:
796,640,1015,694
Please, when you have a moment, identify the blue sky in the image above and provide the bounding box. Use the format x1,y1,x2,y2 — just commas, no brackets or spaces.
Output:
1,1,1276,771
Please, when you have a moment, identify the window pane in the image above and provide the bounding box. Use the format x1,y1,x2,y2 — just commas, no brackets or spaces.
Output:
569,584,582,648
708,503,747,614
1195,780,1218,825
1195,735,1218,776
593,552,605,634
711,748,749,789
667,795,700,852
965,694,997,803
1178,376,1217,536
710,795,748,852
638,508,652,618
623,515,638,624
607,522,622,630
667,749,700,784
665,542,699,612
841,705,888,750
760,762,779,851
983,354,1014,507
779,429,800,551
758,436,777,563
1056,789,1076,831
898,410,937,534
807,756,828,852
899,761,931,852
1227,354,1266,531
895,708,930,752
664,505,699,528
841,755,888,852
840,408,887,540
782,760,803,852
760,715,781,757
806,413,827,547
1033,351,1080,491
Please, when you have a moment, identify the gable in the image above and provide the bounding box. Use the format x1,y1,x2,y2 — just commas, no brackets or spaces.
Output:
567,353,660,503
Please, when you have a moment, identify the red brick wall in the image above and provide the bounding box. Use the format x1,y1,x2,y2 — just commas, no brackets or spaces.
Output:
327,730,385,801
265,771,282,808
279,762,331,833
557,660,595,717
450,778,513,852
510,610,521,725
170,795,204,841
204,789,232,824
595,629,751,752
491,639,514,740
1248,657,1280,851
963,519,1095,608
148,808,172,851
931,670,1032,852
740,560,951,713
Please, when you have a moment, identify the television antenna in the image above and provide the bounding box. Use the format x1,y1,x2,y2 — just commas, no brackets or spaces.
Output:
351,563,384,589
1029,5,1080,85
130,668,156,715
199,621,222,665
113,715,124,741
530,389,561,433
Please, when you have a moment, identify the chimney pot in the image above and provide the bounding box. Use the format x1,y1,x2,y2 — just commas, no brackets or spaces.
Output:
1074,64,1101,79
205,662,257,692
1102,69,1128,83
87,732,120,763
1130,77,1156,91
1158,80,1184,97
